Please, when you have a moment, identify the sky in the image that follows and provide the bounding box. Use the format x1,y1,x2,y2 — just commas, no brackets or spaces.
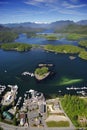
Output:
0,0,87,24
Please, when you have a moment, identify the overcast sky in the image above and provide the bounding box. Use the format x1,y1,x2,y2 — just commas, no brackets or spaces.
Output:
0,0,87,24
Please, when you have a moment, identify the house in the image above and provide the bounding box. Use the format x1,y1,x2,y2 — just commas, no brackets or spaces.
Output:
39,102,46,113
3,111,13,120
20,112,26,126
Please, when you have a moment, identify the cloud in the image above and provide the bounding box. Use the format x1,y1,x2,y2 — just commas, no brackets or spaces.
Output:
59,9,87,16
24,0,38,6
23,0,87,16
62,1,87,9
24,0,87,11
24,0,57,7
24,0,61,14
67,4,86,8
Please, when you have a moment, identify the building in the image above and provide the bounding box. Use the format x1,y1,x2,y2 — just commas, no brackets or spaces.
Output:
3,111,13,120
20,112,26,126
39,102,46,113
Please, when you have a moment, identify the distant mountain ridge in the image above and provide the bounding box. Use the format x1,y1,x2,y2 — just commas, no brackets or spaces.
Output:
2,20,87,28
77,20,87,25
49,20,74,29
0,25,11,31
0,20,87,34
2,22,49,28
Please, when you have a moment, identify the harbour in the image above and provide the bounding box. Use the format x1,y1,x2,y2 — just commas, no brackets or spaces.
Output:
0,33,87,97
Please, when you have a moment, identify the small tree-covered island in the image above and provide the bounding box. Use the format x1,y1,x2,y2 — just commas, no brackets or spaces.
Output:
34,66,50,80
0,43,32,52
44,44,87,60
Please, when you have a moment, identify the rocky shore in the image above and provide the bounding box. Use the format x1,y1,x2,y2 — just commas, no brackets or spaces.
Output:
35,71,50,81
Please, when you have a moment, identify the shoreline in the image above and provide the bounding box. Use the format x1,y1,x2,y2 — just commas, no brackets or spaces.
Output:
35,71,50,80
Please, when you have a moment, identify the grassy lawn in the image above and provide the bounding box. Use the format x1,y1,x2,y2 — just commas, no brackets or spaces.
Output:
80,97,87,103
46,121,70,127
61,95,87,127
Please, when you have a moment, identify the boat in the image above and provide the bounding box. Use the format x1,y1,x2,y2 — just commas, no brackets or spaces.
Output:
22,72,34,77
81,86,87,90
66,86,87,91
19,97,22,100
76,90,86,96
69,56,76,60
26,91,29,93
24,94,27,97
38,63,53,67
66,87,70,90
31,73,34,77
16,97,22,106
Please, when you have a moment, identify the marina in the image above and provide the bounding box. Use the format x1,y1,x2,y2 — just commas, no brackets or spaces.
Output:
0,85,6,95
1,85,18,106
76,91,87,96
66,86,87,96
66,86,87,90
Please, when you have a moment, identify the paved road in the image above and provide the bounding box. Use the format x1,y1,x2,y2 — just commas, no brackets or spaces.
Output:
0,122,76,130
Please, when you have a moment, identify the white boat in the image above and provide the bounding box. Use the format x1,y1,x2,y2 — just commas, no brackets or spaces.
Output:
22,72,34,77
31,73,34,77
66,87,70,90
19,97,22,100
16,97,22,106
26,91,29,93
24,94,27,97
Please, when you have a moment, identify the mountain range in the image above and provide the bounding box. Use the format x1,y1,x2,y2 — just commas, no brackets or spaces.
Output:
2,20,87,29
0,20,87,34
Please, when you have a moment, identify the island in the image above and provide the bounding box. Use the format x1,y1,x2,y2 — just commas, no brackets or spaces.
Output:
46,35,58,40
44,44,87,60
44,44,84,54
34,66,50,80
66,33,87,41
78,40,87,48
36,33,59,40
0,43,32,52
79,51,87,60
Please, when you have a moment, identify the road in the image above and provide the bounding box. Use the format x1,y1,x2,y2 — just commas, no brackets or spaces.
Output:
0,122,76,130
